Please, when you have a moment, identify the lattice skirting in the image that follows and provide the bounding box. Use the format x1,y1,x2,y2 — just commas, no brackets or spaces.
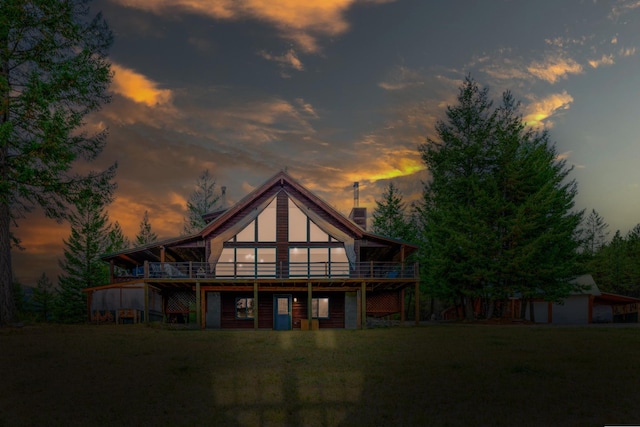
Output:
166,291,196,313
366,291,401,317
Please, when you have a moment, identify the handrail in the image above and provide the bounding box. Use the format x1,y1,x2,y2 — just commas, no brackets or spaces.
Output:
114,261,418,280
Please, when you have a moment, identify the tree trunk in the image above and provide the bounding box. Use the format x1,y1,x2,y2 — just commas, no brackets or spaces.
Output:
0,199,16,326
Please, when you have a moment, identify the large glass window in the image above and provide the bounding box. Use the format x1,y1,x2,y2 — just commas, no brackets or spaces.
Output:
257,198,277,242
235,221,255,242
288,198,331,242
236,297,254,319
312,298,329,319
289,246,348,277
217,248,276,277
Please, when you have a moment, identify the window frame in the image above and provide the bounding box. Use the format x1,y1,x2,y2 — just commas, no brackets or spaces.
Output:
311,297,330,319
235,297,255,320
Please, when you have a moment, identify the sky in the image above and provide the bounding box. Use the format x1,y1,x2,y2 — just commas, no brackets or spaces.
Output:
12,0,640,286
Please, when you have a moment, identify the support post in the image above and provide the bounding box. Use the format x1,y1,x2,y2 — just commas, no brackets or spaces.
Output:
254,282,259,330
307,281,313,330
414,281,420,326
144,282,149,325
361,282,367,329
196,281,201,329
400,289,405,325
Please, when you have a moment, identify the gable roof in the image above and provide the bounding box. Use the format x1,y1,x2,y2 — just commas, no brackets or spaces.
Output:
102,171,417,267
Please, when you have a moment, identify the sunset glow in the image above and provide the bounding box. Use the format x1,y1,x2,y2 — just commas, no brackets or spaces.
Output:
13,0,640,285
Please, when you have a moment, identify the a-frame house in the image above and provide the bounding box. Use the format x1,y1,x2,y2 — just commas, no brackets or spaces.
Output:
86,171,419,329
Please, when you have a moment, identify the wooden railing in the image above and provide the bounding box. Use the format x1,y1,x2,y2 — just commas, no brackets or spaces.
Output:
114,261,418,281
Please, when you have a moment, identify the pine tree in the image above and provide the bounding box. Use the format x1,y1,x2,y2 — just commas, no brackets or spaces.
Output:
33,272,55,321
581,209,609,256
419,76,583,319
55,190,111,323
136,210,158,246
183,170,220,235
0,0,116,325
372,182,411,241
107,221,130,253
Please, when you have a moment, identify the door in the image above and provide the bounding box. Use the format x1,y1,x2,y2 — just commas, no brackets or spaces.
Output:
273,294,292,330
205,292,221,329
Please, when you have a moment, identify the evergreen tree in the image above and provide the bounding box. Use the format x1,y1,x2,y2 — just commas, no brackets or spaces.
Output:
136,210,158,245
55,190,111,323
0,0,116,325
581,209,609,256
183,169,220,235
33,272,55,321
107,221,130,253
372,182,411,241
419,76,583,319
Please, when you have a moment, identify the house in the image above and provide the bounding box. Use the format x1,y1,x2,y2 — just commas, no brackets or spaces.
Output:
85,171,420,329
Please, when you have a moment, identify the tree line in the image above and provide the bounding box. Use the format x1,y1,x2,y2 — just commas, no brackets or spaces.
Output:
1,2,630,325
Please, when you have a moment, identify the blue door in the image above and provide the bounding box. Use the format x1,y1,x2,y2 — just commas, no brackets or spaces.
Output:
273,295,292,330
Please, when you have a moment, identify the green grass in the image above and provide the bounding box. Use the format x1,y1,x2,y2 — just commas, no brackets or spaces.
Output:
1,323,639,426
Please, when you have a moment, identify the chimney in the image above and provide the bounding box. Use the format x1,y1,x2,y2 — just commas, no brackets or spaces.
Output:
349,182,366,230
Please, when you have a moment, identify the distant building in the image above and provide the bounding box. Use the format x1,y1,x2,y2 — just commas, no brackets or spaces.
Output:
85,171,419,329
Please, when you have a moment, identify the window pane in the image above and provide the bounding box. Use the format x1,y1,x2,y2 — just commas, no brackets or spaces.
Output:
330,247,350,276
236,248,255,276
217,248,235,276
257,248,276,277
309,220,329,242
288,198,308,241
312,298,329,318
236,220,255,242
289,247,307,276
309,248,328,276
236,298,254,319
317,298,329,318
257,198,277,242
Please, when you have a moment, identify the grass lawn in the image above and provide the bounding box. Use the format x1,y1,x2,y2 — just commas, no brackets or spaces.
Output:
1,323,639,426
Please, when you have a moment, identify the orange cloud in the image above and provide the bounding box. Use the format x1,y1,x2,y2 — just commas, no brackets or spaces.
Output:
524,91,573,128
588,54,614,68
527,56,583,83
109,0,395,53
258,49,304,72
110,63,173,107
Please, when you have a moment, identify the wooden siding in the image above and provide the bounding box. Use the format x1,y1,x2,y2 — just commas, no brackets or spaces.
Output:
219,291,345,329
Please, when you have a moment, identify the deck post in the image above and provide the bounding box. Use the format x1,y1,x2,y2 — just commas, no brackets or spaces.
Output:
144,260,149,278
400,289,405,325
196,281,201,329
144,282,149,324
254,281,259,330
307,281,313,330
361,281,366,329
414,280,420,326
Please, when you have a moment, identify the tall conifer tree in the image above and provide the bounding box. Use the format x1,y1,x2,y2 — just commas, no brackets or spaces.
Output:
55,190,111,323
0,0,115,324
419,76,583,319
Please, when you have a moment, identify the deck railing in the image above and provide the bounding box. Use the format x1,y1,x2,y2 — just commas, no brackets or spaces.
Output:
114,261,418,281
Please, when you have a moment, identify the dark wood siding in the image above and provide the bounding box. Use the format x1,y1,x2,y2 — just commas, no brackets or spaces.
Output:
219,291,346,329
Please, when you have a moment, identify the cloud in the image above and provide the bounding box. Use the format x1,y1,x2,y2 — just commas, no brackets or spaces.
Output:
109,0,396,53
110,63,173,107
523,91,574,128
258,49,304,74
588,54,615,68
527,55,583,83
378,66,425,91
619,47,637,57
